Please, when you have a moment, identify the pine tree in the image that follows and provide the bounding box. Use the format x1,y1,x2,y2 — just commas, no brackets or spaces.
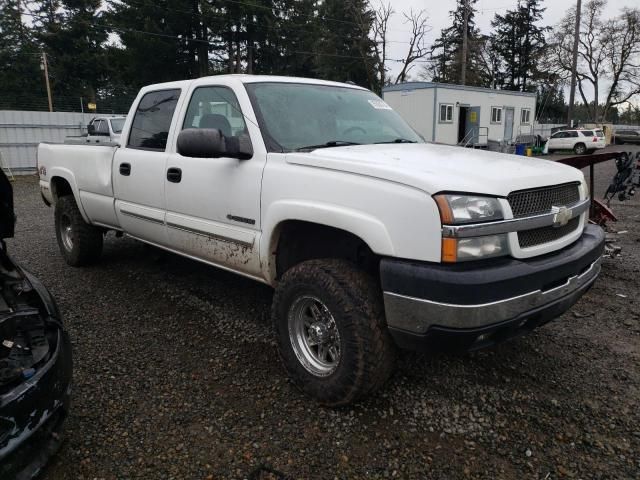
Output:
427,0,486,86
313,0,379,90
31,0,108,106
491,0,547,91
0,0,46,109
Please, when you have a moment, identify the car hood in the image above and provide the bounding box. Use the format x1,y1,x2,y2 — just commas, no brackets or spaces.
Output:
0,169,15,239
285,143,583,196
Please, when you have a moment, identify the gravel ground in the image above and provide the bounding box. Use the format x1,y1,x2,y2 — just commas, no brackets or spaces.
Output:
6,147,640,480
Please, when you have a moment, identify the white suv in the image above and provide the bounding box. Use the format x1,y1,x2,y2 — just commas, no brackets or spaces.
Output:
546,129,606,155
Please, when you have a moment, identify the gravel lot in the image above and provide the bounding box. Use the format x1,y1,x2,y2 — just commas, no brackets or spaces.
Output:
7,148,640,480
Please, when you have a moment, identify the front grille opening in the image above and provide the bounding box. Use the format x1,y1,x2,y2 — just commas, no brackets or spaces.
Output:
508,182,580,218
518,217,580,249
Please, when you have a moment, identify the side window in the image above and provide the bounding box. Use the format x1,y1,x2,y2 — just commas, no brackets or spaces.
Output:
552,132,566,139
128,89,181,151
438,104,453,123
581,130,594,136
568,131,579,138
96,119,109,134
182,86,246,137
491,107,502,123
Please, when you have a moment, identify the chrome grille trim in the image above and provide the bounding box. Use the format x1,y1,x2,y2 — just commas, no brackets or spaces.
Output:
441,198,589,238
508,182,580,218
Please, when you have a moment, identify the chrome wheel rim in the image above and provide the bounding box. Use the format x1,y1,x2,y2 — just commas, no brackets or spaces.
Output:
288,295,341,377
60,215,73,252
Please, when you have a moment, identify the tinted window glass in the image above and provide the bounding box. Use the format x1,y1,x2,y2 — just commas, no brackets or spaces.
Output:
111,118,125,133
595,130,604,137
128,89,181,150
567,131,579,137
182,86,246,137
581,130,593,136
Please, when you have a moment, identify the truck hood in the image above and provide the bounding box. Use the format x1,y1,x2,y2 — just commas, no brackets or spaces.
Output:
285,143,583,196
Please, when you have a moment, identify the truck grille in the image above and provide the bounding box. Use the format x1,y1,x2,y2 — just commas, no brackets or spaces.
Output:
508,182,580,218
507,182,581,248
517,217,580,248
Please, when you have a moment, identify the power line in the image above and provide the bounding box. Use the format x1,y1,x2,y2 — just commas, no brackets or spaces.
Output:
21,11,395,62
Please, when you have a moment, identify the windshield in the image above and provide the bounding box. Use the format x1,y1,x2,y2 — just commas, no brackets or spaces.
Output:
245,82,422,151
110,118,125,133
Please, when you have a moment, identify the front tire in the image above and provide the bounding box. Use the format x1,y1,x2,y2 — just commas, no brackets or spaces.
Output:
55,195,103,266
272,259,395,407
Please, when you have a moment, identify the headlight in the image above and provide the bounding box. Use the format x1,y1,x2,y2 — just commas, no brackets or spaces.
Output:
434,194,503,224
435,194,509,263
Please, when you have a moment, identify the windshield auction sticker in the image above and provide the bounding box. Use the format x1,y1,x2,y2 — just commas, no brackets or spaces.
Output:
368,99,393,110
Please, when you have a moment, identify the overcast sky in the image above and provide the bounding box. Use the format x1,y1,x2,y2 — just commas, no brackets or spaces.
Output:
384,0,632,83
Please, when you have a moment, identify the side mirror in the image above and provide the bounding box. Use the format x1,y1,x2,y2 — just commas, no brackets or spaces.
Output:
176,128,253,160
87,124,96,135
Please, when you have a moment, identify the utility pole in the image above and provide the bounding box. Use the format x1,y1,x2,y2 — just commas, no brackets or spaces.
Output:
461,0,469,85
567,0,582,127
41,52,53,112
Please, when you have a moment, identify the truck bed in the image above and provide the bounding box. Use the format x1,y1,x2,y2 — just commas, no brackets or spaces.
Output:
38,142,120,229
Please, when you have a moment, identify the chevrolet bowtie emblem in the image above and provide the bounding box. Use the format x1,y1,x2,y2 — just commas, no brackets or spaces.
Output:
551,205,572,227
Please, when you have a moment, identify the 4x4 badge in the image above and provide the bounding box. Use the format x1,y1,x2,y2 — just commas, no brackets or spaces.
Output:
551,205,572,227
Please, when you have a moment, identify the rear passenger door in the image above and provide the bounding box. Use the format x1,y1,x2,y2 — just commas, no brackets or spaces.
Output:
113,88,182,245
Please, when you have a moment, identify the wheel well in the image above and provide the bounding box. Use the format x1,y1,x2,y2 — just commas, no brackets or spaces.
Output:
50,177,73,201
274,221,380,279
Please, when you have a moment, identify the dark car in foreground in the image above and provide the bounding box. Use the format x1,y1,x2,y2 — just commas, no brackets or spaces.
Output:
0,171,72,479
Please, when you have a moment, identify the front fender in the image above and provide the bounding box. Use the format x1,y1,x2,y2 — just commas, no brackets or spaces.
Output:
261,200,395,282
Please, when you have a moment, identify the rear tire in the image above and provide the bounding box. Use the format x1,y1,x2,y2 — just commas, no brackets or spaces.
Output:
574,143,587,155
272,259,396,407
55,195,103,266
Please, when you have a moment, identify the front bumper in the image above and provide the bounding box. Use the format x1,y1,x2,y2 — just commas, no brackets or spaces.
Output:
381,224,605,352
0,329,72,480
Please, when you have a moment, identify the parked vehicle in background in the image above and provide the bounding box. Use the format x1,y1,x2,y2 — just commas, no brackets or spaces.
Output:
65,116,126,145
545,128,606,154
612,129,640,145
0,170,72,479
37,75,604,406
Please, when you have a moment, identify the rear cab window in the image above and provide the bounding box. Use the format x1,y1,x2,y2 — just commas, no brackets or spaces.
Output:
128,89,181,151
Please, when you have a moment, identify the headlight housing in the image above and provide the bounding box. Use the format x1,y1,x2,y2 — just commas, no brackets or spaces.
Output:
434,194,503,224
435,194,509,263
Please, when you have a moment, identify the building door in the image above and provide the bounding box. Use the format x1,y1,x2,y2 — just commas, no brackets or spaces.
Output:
504,107,515,140
458,107,468,143
466,106,480,144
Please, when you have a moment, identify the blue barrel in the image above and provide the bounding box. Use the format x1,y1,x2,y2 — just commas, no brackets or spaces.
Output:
515,143,526,155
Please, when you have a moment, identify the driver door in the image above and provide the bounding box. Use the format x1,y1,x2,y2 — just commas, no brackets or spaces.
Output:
163,83,266,277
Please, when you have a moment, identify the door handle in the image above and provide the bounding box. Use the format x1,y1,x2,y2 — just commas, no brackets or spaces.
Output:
119,163,131,176
166,167,182,183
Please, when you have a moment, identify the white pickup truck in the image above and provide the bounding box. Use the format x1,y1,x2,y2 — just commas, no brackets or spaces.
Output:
37,75,604,406
65,116,126,145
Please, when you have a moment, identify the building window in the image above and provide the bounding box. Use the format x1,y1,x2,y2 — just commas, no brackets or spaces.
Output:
491,107,502,123
521,108,531,125
439,104,453,123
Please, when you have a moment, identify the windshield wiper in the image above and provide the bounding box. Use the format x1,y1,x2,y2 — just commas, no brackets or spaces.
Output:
375,138,417,144
295,140,361,151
